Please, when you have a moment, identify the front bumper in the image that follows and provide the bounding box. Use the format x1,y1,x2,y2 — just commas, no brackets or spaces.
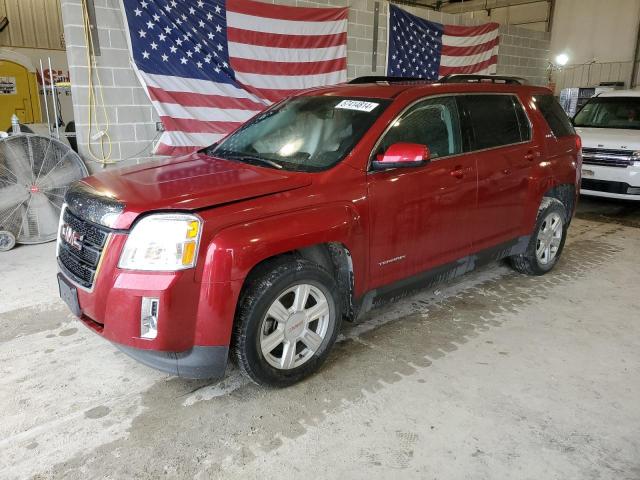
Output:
115,344,229,379
57,231,242,378
580,188,640,201
581,164,640,200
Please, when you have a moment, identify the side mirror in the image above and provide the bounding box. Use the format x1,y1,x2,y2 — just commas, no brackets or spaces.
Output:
372,142,430,170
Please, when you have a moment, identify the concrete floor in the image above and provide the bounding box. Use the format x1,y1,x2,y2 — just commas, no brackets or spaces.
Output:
1,196,639,479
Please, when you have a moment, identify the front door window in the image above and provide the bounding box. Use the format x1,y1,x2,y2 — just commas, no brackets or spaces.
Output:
375,96,462,160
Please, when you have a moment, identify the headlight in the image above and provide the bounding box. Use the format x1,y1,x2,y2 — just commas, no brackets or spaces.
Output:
119,213,202,271
633,151,640,166
56,204,67,257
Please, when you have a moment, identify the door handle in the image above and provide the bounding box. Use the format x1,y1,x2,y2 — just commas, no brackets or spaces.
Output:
525,150,540,161
450,166,466,179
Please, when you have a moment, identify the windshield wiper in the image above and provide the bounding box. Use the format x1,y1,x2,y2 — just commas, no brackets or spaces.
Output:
229,153,284,169
209,148,284,169
202,145,217,156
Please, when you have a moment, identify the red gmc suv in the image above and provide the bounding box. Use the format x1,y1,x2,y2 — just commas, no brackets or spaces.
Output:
57,75,581,386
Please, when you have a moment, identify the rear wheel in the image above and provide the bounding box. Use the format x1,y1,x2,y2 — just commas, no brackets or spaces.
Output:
232,258,341,387
510,200,567,275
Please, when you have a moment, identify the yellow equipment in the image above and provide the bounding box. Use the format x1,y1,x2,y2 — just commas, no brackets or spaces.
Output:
0,59,42,131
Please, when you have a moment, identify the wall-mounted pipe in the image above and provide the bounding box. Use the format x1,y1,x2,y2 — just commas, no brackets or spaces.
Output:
39,59,51,135
48,57,59,139
630,13,640,87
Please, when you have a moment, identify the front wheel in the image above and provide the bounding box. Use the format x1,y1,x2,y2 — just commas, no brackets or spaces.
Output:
510,199,568,275
232,258,341,387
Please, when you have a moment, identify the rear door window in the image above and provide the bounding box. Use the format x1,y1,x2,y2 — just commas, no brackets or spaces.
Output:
533,94,575,137
376,96,463,160
462,94,531,150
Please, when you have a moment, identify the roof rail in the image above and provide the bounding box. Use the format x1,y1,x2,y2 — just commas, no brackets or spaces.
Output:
439,74,528,85
347,76,432,84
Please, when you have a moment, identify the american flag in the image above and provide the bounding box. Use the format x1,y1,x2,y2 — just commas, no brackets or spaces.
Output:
387,4,499,79
122,0,348,155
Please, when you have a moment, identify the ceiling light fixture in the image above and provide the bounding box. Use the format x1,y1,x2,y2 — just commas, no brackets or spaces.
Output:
555,53,569,66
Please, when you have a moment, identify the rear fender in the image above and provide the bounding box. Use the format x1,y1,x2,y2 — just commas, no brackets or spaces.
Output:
523,173,556,232
523,180,577,235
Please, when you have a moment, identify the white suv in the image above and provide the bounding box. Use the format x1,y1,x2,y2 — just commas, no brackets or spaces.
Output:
574,89,640,200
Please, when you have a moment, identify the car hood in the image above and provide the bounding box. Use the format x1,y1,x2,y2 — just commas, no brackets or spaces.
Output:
72,153,311,229
575,127,640,150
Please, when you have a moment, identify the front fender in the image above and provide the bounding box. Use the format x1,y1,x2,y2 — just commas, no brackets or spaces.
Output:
202,203,367,284
191,204,367,348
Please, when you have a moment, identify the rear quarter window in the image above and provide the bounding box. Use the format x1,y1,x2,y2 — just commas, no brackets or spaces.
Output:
533,94,575,137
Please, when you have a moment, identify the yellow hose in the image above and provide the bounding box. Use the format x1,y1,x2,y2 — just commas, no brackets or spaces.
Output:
81,0,114,166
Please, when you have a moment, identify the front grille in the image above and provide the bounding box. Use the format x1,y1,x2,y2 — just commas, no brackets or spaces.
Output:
581,179,636,195
58,208,110,289
581,148,636,168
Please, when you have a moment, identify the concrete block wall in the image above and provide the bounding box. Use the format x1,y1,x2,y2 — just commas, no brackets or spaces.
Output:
60,0,550,169
60,0,159,172
495,25,550,87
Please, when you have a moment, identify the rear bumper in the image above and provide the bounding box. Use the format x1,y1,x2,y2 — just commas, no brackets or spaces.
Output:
115,343,229,379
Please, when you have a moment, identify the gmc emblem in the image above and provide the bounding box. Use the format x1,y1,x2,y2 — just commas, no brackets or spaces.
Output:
61,224,83,251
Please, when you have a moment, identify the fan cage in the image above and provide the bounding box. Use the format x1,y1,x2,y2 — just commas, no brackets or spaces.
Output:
0,134,88,245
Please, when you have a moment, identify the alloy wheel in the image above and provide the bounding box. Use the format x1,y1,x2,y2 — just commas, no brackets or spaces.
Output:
536,212,563,265
259,283,331,370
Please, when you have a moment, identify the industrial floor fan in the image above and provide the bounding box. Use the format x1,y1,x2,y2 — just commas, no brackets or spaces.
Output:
0,134,88,251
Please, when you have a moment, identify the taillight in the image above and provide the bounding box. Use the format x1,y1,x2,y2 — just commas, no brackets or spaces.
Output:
575,135,582,151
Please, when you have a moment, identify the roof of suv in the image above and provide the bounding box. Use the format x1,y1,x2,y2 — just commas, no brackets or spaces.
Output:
597,88,640,98
304,79,552,100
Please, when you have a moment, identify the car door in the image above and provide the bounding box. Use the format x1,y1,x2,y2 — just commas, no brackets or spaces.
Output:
367,96,477,289
460,94,534,251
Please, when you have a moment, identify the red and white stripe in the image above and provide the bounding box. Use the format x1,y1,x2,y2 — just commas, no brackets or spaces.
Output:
142,71,267,155
439,23,500,76
151,0,348,156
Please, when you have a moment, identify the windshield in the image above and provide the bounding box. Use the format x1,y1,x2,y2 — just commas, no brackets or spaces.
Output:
574,97,640,130
211,96,390,172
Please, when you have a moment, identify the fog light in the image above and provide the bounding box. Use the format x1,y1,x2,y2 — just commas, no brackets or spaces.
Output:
141,297,159,339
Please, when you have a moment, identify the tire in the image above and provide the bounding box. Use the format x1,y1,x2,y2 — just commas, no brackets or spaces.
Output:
232,257,342,387
509,199,568,276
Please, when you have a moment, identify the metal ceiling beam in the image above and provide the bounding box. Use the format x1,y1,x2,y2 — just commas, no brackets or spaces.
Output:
547,0,556,32
439,0,550,14
389,0,439,11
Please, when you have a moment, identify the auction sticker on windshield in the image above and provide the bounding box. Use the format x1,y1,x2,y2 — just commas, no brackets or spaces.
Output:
335,100,379,112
